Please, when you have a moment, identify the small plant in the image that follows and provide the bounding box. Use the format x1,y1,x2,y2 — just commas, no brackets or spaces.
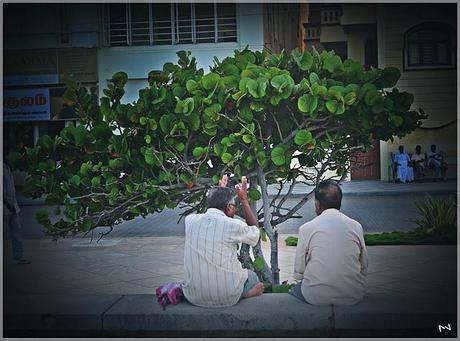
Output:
413,194,457,240
263,280,295,293
285,236,298,246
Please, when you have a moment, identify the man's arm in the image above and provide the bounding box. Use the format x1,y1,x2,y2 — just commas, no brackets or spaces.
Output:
293,229,308,280
235,176,258,227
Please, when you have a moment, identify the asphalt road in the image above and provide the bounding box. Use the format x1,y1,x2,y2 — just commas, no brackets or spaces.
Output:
11,193,453,239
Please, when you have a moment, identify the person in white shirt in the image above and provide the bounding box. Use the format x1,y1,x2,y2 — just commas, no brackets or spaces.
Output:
290,180,368,305
182,175,264,307
393,145,414,183
426,144,442,178
411,145,426,177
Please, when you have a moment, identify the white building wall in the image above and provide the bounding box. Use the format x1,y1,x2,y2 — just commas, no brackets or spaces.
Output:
98,3,265,104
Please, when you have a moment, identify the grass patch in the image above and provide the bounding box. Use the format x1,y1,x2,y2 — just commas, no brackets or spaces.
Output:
284,229,456,247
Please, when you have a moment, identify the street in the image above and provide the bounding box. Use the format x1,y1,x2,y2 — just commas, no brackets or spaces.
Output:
13,193,453,239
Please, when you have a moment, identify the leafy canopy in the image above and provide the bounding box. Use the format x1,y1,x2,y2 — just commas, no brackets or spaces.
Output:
9,48,426,240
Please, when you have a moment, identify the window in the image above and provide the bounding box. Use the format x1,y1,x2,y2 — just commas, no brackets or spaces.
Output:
107,3,237,47
404,23,455,70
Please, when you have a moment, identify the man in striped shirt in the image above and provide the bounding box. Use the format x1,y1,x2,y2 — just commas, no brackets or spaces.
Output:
183,175,264,307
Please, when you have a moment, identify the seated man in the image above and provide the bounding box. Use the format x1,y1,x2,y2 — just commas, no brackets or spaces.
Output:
182,175,264,307
393,145,414,183
426,144,443,178
290,180,368,305
411,145,426,177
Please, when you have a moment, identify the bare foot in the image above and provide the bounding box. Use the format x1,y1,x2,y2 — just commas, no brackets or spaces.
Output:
243,282,264,298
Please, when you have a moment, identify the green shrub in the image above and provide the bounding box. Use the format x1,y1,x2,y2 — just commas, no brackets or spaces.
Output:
413,194,457,240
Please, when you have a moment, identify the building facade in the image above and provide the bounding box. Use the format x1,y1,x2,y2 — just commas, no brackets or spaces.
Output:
303,3,457,180
4,3,299,149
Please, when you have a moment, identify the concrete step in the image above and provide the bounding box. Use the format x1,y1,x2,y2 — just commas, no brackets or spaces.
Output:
5,293,457,337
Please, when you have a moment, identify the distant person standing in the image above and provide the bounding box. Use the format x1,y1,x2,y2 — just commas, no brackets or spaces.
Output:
426,144,442,178
3,161,30,264
290,180,368,305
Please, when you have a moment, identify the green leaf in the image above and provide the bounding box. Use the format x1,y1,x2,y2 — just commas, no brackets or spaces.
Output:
159,114,175,134
297,94,318,114
389,114,404,127
37,135,54,153
112,71,128,87
212,175,220,185
144,150,155,165
343,92,357,106
364,90,379,106
69,175,81,187
309,72,320,85
253,255,265,271
187,113,200,131
271,146,286,166
239,106,253,123
201,72,220,90
192,147,205,159
242,135,252,144
144,135,152,144
259,228,267,242
221,152,233,164
256,151,266,167
294,129,313,146
325,100,338,113
91,176,101,187
176,142,185,152
82,218,92,232
80,162,91,176
213,143,225,156
139,117,147,125
297,52,314,71
36,210,50,225
248,188,262,201
323,54,342,73
186,79,198,93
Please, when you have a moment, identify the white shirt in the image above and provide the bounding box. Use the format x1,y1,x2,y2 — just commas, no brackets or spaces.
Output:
294,208,368,305
183,208,260,307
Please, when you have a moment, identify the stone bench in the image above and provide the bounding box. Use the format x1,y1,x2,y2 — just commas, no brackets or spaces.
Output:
5,293,456,337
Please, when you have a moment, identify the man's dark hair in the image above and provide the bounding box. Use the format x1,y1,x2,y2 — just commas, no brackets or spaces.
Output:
314,180,342,210
207,187,234,211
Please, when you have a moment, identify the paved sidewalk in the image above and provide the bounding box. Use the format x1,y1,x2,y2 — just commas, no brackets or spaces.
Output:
4,235,456,300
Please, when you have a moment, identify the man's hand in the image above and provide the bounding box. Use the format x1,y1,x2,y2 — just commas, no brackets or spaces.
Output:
218,174,228,188
235,176,248,203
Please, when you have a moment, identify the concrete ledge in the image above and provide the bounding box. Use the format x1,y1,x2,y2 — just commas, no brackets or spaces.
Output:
4,293,457,337
5,294,122,331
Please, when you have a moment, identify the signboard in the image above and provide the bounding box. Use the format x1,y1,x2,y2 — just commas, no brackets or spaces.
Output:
58,48,98,83
4,50,58,86
3,48,98,86
3,89,50,122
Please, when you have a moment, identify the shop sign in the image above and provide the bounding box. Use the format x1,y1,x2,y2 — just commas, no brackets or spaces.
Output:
3,89,50,122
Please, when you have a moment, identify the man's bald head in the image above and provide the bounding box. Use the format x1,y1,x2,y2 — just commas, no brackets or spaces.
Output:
314,180,342,213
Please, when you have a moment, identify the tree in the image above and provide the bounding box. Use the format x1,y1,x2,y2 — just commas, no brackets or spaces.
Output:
8,47,426,285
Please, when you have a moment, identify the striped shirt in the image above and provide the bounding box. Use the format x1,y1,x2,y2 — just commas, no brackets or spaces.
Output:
294,208,368,305
182,208,260,307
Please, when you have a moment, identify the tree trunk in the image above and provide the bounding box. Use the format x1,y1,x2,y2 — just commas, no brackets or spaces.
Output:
257,167,280,285
249,176,271,282
238,243,252,269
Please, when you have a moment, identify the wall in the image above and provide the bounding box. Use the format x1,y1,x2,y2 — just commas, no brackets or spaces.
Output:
98,3,265,103
4,3,99,49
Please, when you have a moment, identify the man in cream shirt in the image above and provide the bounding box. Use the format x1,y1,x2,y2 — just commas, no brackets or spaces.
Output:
290,180,368,305
183,175,264,307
